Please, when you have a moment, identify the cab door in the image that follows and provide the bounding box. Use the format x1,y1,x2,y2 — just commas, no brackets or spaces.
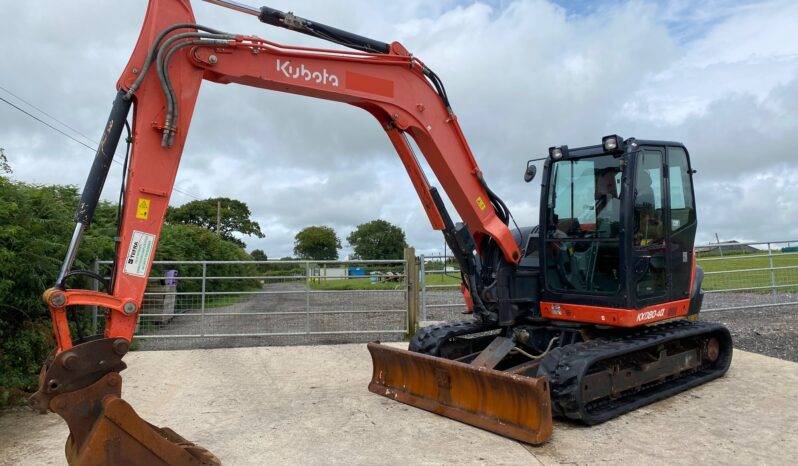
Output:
631,148,669,307
664,146,698,301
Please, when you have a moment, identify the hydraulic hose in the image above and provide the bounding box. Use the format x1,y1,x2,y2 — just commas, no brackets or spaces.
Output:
125,23,228,99
156,34,233,146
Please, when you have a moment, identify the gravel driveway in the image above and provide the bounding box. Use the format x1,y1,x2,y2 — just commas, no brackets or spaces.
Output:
702,306,798,362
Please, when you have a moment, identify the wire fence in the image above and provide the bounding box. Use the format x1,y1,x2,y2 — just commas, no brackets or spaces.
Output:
418,254,467,322
94,258,409,349
697,240,798,312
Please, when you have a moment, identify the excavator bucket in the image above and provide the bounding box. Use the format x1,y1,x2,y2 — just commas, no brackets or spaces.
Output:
367,342,553,444
29,338,219,466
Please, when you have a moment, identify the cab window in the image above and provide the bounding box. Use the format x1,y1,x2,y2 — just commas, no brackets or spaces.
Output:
667,147,696,234
634,150,664,247
547,156,622,239
545,155,623,295
634,149,666,299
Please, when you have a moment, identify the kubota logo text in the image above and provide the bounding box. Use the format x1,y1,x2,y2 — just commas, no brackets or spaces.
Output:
636,308,666,322
276,59,339,87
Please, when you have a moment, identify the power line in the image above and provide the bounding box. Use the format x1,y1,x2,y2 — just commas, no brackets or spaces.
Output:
0,92,202,200
0,96,97,153
0,84,95,144
173,187,200,200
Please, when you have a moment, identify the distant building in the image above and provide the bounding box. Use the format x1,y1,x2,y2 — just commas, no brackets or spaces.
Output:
695,240,760,255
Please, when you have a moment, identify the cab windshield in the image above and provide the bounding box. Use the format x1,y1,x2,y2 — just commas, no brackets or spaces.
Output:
545,154,623,294
547,155,624,239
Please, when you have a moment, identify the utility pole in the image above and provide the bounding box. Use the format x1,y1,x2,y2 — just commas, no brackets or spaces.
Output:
216,200,221,236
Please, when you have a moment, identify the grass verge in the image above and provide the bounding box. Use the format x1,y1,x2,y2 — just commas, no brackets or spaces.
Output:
699,251,798,292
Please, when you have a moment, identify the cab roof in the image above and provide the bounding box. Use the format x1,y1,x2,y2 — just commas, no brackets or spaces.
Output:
566,139,686,158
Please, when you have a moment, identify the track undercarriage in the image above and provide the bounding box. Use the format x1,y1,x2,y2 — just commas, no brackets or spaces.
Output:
368,318,732,444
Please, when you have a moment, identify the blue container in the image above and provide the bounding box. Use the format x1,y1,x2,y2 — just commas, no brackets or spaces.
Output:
348,267,366,277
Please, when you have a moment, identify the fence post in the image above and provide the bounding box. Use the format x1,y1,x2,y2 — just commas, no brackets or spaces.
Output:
419,254,427,322
200,262,206,337
768,242,777,304
404,247,419,338
91,259,99,334
305,261,311,336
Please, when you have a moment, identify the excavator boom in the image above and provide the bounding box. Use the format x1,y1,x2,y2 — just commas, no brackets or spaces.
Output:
33,1,548,463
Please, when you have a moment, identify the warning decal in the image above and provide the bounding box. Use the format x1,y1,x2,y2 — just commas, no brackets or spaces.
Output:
136,198,151,219
123,230,156,277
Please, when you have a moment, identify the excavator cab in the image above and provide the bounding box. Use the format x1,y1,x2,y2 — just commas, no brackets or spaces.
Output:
369,135,730,442
539,137,702,321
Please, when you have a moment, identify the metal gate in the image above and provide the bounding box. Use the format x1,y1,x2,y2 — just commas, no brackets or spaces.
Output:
95,258,409,349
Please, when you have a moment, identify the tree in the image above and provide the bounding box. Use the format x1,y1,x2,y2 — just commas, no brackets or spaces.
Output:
293,226,341,260
154,224,260,294
250,249,268,262
347,219,407,260
166,197,264,247
0,148,10,174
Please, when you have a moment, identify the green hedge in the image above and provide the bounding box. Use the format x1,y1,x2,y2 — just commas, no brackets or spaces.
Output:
0,177,116,403
0,174,258,405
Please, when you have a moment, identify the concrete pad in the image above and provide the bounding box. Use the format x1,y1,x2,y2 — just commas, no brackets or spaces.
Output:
1,345,797,465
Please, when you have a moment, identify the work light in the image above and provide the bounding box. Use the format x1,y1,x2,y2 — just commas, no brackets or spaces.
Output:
549,145,568,160
602,134,625,154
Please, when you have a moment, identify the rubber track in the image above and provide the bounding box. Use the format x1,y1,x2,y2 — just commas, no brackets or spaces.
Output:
409,319,495,356
537,320,733,425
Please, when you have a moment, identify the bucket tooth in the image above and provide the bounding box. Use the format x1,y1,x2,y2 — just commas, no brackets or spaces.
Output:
367,342,553,444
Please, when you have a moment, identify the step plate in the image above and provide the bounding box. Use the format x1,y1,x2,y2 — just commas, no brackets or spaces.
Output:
367,342,553,444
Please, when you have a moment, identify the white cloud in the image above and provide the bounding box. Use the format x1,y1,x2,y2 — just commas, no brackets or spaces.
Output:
1,0,796,257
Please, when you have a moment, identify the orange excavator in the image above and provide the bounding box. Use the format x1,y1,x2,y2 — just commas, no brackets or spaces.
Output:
31,0,733,464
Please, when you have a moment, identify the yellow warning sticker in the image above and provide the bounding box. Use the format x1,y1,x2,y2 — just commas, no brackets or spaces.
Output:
136,198,151,219
476,196,486,211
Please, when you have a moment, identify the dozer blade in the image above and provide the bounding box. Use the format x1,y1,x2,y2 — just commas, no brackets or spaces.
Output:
367,342,553,444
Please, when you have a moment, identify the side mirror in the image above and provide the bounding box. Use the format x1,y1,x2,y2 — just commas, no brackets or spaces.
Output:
524,163,537,183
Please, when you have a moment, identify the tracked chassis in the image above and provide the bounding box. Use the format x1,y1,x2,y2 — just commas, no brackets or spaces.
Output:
369,318,732,443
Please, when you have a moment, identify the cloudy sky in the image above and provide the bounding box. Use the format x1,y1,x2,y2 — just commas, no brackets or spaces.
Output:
1,0,797,258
